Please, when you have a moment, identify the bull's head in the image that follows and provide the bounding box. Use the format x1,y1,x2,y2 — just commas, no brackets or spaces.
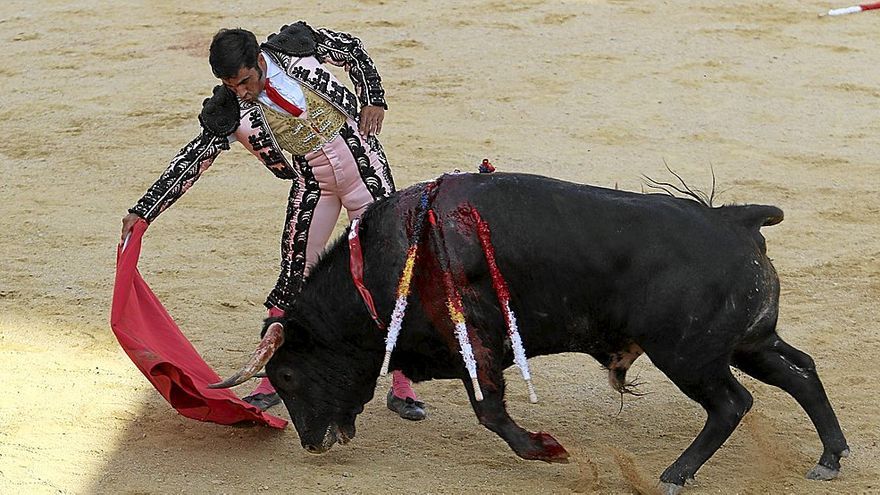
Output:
210,318,380,454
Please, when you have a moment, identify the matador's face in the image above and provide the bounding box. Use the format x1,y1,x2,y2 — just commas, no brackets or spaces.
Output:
220,54,267,103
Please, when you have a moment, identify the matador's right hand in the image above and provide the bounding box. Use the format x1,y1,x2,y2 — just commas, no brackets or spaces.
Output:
198,85,240,137
120,212,143,246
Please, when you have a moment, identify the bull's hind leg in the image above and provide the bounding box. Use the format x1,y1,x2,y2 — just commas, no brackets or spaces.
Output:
461,369,569,463
732,332,849,480
650,361,754,491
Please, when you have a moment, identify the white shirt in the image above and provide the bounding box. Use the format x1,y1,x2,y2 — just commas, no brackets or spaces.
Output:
257,52,307,116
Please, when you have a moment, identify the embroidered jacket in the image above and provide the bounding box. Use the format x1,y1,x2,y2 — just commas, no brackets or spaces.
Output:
130,25,386,221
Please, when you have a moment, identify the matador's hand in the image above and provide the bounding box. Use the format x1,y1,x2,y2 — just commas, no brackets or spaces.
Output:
358,105,384,137
120,212,143,246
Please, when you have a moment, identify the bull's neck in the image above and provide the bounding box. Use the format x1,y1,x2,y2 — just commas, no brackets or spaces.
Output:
292,241,387,356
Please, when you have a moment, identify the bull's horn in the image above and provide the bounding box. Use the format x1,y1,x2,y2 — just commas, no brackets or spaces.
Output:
208,322,285,389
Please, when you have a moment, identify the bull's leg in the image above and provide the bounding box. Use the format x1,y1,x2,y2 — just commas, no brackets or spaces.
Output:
461,372,569,463
732,332,849,480
427,206,566,463
654,364,754,491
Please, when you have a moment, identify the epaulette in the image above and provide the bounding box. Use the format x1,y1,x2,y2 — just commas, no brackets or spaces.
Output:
262,21,317,57
198,85,240,137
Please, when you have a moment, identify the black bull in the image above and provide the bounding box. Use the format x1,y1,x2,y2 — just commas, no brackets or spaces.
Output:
215,172,848,491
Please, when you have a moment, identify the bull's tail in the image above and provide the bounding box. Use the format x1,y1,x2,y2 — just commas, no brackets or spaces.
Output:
729,204,784,230
721,204,783,255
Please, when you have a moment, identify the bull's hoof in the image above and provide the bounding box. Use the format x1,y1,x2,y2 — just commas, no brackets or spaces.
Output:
840,448,850,458
806,463,839,481
659,482,683,495
521,432,569,463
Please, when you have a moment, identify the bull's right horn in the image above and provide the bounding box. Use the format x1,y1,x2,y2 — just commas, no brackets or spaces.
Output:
208,322,285,389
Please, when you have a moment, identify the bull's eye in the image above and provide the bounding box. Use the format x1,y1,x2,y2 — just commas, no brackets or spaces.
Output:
279,368,294,384
272,366,298,392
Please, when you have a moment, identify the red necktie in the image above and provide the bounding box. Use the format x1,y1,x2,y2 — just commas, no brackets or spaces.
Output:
264,77,303,117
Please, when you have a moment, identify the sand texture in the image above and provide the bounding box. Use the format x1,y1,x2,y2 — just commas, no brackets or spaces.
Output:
1,1,878,493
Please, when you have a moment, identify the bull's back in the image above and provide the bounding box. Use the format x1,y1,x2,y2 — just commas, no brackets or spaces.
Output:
433,172,764,263
429,172,781,348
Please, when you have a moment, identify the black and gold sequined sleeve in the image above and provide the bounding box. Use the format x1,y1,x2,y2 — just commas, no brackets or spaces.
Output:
129,130,230,222
314,27,387,110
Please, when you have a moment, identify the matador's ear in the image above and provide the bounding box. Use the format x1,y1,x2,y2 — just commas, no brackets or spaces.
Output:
199,85,240,137
262,21,318,57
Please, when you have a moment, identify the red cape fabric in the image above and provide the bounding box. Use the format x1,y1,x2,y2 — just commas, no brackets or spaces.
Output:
110,220,287,428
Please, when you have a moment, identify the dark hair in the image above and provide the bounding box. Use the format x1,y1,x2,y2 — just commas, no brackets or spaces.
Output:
209,28,259,79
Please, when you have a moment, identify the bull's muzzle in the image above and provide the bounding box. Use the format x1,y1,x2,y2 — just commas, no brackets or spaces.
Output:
304,424,347,454
208,322,285,389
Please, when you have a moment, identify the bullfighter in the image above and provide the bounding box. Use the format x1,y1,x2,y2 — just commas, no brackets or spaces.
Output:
120,22,426,420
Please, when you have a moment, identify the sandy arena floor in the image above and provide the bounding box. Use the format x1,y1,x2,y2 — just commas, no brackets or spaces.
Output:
1,1,878,493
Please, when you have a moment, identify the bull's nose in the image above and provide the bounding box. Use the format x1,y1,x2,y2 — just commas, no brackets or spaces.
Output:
302,425,339,454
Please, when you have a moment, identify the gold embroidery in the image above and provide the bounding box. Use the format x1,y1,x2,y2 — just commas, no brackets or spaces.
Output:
260,86,348,156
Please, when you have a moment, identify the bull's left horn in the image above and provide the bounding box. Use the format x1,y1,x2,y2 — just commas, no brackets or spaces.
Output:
208,322,285,389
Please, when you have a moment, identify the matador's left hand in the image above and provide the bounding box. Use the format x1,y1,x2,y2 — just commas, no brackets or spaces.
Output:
359,105,384,137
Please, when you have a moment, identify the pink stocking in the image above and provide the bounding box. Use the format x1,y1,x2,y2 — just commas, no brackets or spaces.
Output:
391,370,419,401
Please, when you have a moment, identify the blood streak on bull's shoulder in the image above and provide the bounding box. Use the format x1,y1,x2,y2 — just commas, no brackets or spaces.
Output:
428,208,484,400
469,206,538,403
